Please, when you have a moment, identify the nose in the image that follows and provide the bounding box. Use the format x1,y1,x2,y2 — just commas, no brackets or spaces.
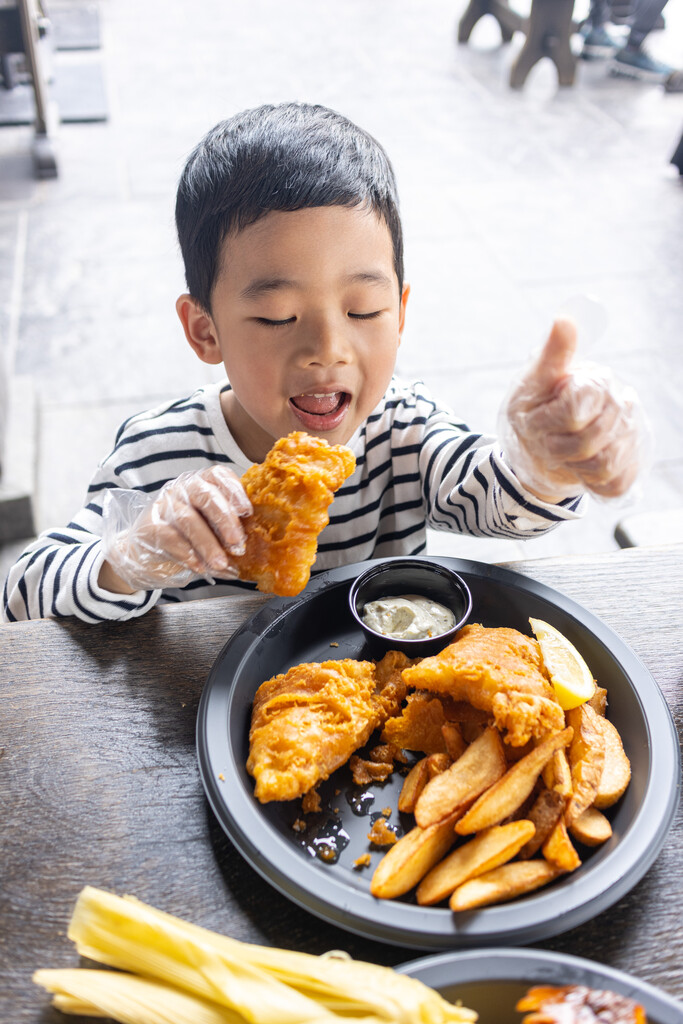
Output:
298,315,353,368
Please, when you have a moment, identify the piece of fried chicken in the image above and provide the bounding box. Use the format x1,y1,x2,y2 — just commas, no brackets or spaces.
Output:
247,652,409,803
234,431,356,596
402,623,564,747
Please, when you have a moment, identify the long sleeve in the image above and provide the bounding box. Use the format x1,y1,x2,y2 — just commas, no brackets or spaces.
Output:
417,397,584,538
2,384,241,623
2,481,162,623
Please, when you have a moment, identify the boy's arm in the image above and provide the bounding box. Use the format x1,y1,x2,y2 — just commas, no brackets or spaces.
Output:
420,420,585,541
3,463,251,623
390,381,581,540
2,511,163,623
3,421,169,622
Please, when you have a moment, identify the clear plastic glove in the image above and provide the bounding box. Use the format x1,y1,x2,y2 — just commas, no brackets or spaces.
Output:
499,318,652,503
101,465,252,591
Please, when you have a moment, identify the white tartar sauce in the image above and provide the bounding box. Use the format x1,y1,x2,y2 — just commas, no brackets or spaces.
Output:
361,594,455,640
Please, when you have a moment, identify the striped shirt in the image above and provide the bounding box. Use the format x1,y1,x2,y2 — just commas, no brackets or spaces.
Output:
2,378,583,623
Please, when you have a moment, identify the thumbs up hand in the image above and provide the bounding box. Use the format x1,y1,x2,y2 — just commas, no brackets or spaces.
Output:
500,318,647,503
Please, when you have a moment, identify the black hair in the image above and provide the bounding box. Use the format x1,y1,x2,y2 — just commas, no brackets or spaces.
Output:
175,102,404,312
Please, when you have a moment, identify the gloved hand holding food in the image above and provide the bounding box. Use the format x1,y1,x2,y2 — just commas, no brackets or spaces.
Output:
100,432,356,597
100,465,252,593
499,318,650,503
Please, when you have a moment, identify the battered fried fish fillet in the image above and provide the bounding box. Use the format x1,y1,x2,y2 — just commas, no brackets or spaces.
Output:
402,623,565,747
234,431,356,596
517,986,647,1024
247,652,410,803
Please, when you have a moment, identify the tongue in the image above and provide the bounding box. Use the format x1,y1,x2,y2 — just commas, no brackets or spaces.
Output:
291,393,342,415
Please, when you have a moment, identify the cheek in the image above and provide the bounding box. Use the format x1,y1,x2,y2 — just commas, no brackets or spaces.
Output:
227,358,284,413
365,333,400,378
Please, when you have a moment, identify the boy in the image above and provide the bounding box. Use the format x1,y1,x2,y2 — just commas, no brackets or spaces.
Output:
3,103,641,623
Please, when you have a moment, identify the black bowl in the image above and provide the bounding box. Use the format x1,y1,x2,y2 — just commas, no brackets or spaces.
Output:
397,948,683,1024
348,556,473,657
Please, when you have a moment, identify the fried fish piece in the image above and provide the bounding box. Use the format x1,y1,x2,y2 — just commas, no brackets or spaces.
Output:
517,985,647,1024
247,652,413,803
402,624,565,747
381,692,450,754
234,431,356,596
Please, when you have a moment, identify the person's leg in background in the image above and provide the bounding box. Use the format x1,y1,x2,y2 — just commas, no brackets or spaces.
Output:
611,0,679,81
581,0,624,59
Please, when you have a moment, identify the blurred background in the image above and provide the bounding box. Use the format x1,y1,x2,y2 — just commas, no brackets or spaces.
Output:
1,0,682,583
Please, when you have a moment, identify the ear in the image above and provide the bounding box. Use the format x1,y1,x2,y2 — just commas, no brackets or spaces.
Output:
397,283,410,343
175,294,223,365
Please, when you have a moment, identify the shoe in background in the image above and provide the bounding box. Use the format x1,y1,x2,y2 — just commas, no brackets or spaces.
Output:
611,45,674,80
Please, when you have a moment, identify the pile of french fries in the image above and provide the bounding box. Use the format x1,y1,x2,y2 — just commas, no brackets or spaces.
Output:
368,687,631,910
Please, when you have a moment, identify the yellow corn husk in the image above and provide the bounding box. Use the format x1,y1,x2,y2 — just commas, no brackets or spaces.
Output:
67,888,335,1024
35,970,390,1024
33,969,246,1024
64,887,475,1024
119,895,471,1024
53,994,109,1016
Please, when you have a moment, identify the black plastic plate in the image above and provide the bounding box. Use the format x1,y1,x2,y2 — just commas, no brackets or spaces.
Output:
396,947,683,1024
196,557,680,949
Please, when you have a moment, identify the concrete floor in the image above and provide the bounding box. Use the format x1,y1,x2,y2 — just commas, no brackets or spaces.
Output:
1,0,682,584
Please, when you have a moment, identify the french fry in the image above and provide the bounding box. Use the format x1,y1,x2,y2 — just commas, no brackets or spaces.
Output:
416,820,535,906
449,860,561,911
542,817,581,871
500,788,537,825
397,757,431,814
587,685,608,717
565,704,605,824
569,806,613,847
427,752,452,778
518,787,566,859
414,727,507,829
441,722,467,761
594,717,631,809
542,748,572,798
370,814,459,899
455,728,573,836
461,721,487,744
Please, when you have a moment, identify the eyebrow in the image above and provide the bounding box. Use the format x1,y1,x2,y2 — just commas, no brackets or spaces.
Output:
239,269,394,301
239,277,296,300
343,271,393,289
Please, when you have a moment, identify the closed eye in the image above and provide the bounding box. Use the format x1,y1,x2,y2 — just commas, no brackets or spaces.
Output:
348,310,383,320
254,316,296,327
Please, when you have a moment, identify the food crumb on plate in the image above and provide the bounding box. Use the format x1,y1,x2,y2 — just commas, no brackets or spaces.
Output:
302,787,322,814
353,853,372,869
367,816,398,847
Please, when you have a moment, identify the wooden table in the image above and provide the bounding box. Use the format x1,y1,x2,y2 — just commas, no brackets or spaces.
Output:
1,545,682,1019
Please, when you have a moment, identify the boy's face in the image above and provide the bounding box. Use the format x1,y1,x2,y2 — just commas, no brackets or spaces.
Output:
177,205,409,463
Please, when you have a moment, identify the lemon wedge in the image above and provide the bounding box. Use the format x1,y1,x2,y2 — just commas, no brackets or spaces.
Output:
529,617,596,711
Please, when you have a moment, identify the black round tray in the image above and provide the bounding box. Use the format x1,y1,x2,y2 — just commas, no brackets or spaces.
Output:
397,947,683,1024
196,557,680,949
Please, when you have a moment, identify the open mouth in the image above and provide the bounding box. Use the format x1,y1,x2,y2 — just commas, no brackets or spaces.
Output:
289,391,351,431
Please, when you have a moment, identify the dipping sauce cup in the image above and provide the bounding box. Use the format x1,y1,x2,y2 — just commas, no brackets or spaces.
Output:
349,557,473,658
